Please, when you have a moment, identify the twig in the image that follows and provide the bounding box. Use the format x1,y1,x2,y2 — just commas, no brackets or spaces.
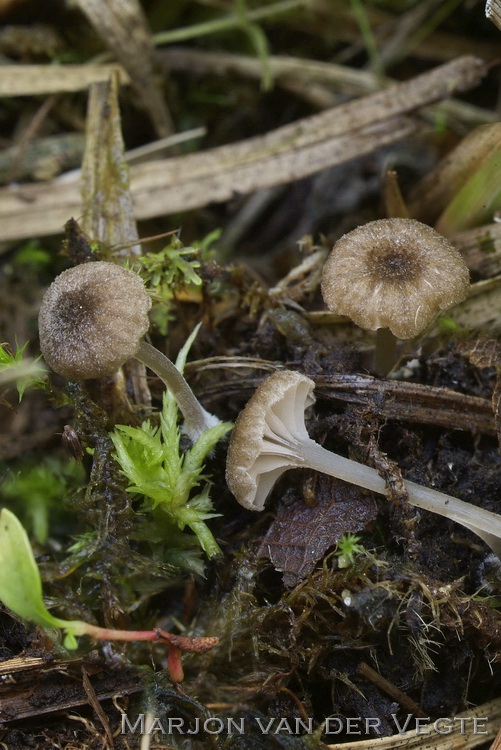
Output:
74,0,174,137
81,667,115,749
490,723,501,750
193,365,496,437
7,95,58,183
356,662,426,719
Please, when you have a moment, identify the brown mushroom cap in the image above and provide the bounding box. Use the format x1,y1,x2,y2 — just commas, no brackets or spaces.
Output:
321,218,470,339
39,261,151,379
225,370,316,510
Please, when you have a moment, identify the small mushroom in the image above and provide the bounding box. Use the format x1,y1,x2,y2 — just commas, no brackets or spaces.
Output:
38,261,220,440
320,218,470,373
226,370,501,557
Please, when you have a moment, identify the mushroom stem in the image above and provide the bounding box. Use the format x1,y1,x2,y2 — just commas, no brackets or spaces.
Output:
374,328,398,375
226,370,501,558
296,437,501,557
136,340,221,441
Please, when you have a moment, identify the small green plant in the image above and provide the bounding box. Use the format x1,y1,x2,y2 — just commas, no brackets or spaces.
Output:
473,594,501,608
136,231,221,334
13,239,52,271
0,341,46,400
436,315,466,336
0,508,218,680
151,0,282,90
0,507,86,649
138,236,203,291
110,326,233,558
335,533,365,568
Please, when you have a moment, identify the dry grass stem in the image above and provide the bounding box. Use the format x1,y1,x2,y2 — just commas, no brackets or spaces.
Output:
0,64,129,96
81,76,140,256
409,124,501,225
486,0,501,31
0,56,487,242
438,275,501,335
452,223,501,278
356,661,426,718
160,48,495,125
74,0,173,137
326,697,501,750
81,667,115,749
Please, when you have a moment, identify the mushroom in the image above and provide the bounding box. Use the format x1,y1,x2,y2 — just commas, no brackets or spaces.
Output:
320,218,470,373
226,369,501,557
38,261,220,440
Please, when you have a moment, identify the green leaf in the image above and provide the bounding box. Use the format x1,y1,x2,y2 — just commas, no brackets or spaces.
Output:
194,227,222,251
186,421,234,474
0,509,67,628
236,0,273,91
436,144,501,234
14,240,51,271
1,457,85,544
0,509,89,648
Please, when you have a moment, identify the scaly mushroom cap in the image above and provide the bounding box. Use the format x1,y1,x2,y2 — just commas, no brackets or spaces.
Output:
39,261,151,379
321,218,470,339
226,370,316,511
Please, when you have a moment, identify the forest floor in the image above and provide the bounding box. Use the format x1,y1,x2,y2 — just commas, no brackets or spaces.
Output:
0,1,501,749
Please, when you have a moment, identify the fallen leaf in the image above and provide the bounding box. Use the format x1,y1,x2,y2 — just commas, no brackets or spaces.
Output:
258,475,378,587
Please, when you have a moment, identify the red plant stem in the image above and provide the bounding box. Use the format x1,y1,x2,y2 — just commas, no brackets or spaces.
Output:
167,645,184,683
77,623,218,683
80,623,218,653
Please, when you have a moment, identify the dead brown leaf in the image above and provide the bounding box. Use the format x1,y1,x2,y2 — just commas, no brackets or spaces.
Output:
258,475,377,587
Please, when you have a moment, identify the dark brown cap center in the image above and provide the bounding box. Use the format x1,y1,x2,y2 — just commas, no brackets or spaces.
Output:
52,286,98,334
367,246,421,283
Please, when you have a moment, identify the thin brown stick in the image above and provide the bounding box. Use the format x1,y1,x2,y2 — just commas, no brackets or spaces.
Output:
356,661,427,718
194,366,496,437
74,0,174,137
8,95,58,183
81,667,115,749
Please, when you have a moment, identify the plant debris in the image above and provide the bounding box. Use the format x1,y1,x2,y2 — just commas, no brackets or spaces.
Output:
258,475,378,587
1,2,501,748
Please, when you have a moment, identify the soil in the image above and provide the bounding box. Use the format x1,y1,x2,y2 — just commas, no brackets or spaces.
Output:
0,2,500,749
